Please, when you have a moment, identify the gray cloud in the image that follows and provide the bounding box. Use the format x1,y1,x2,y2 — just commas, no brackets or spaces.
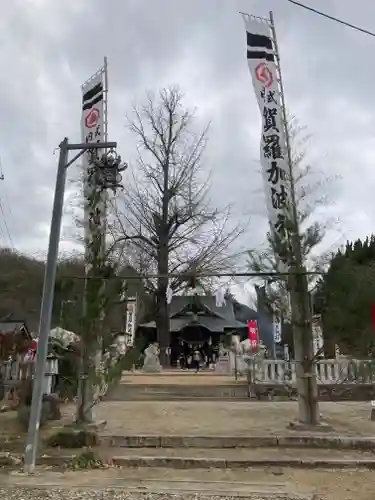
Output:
0,0,373,291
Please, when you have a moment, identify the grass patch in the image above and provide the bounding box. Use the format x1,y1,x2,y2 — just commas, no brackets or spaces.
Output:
70,448,104,469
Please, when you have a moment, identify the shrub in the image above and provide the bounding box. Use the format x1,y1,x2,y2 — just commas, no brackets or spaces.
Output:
47,429,99,448
70,448,103,469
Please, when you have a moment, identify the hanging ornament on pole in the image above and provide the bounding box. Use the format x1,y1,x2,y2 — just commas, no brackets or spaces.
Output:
90,149,127,192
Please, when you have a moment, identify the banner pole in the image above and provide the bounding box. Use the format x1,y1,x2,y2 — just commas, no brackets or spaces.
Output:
101,57,109,254
268,11,299,239
103,56,109,147
269,11,319,425
78,65,107,423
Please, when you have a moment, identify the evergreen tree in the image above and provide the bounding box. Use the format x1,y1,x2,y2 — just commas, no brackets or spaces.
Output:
316,235,375,356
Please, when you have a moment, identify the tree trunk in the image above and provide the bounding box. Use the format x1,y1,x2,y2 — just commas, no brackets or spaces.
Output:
156,243,170,366
290,267,319,425
157,151,171,367
76,343,95,424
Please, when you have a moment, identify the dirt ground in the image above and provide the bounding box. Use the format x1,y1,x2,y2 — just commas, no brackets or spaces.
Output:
3,466,375,500
0,407,70,453
1,393,375,499
90,400,375,437
1,400,375,447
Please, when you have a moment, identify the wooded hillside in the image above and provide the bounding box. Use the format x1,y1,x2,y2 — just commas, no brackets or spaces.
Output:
0,249,147,335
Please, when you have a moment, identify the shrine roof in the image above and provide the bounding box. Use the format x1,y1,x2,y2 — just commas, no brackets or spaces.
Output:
139,294,274,349
141,295,247,333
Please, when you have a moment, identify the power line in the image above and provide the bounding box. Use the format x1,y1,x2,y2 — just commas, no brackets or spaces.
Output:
0,156,15,249
0,199,14,249
285,0,375,38
62,270,326,280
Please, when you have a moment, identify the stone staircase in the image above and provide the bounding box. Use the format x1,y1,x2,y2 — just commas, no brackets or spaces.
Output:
106,381,250,401
105,370,373,402
105,371,250,401
32,433,375,499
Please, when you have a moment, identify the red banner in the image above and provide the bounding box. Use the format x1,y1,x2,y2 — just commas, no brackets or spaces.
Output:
248,320,259,352
372,305,375,334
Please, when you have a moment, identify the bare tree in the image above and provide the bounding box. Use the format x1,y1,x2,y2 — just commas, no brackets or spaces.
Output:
110,87,242,361
247,116,340,314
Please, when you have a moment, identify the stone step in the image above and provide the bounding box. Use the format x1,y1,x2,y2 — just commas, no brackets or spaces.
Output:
107,395,251,401
39,446,375,470
101,434,375,450
105,383,250,401
106,381,372,402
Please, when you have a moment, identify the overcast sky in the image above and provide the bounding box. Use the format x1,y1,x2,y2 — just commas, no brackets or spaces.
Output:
1,0,374,300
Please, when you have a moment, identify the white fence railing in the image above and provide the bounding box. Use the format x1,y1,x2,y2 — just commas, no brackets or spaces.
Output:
1,357,58,398
232,357,375,385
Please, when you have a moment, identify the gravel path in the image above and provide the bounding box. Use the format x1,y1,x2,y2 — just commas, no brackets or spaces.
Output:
0,491,307,500
3,466,375,500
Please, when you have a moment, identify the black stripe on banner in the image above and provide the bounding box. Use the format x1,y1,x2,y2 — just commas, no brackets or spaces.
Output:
82,82,103,103
247,50,274,61
83,93,103,111
247,32,273,50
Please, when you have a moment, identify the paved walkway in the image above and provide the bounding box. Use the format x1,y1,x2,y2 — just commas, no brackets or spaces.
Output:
87,401,375,437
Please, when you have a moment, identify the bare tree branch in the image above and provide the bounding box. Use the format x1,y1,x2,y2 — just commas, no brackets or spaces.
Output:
247,116,341,313
110,86,243,353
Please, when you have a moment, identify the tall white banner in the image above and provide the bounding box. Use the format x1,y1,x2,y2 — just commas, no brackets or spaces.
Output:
82,71,105,156
125,297,137,346
81,68,106,270
312,314,324,357
243,16,291,265
273,314,282,343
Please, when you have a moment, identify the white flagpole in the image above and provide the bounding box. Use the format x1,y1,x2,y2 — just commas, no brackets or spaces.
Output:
268,11,299,241
103,56,109,146
101,57,109,257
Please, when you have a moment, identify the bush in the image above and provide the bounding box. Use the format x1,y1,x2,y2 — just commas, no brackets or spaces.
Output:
70,449,103,469
47,429,99,448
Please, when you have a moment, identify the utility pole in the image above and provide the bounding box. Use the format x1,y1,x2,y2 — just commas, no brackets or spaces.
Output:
24,138,119,474
269,11,319,426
